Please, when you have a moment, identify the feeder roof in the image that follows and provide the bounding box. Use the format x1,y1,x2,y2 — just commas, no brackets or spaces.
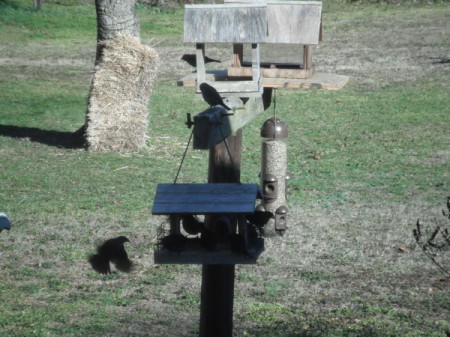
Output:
152,183,260,215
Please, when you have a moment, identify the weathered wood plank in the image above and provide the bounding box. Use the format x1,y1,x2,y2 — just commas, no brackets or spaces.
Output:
251,43,260,80
303,45,313,69
228,63,314,79
152,183,259,215
223,0,323,44
178,71,349,91
233,44,243,67
196,80,263,97
266,2,322,44
184,4,267,43
262,72,349,90
196,44,206,84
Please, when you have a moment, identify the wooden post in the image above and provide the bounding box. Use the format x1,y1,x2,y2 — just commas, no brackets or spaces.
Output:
303,45,313,70
200,129,242,337
233,44,243,68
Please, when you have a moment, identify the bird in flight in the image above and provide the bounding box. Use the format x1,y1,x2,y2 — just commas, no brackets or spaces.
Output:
0,213,11,233
88,236,133,275
181,54,221,68
199,82,231,110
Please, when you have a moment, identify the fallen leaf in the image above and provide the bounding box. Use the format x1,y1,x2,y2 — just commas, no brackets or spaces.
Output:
398,246,411,254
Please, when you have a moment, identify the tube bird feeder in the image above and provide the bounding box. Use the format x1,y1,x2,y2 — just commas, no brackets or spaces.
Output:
259,117,289,236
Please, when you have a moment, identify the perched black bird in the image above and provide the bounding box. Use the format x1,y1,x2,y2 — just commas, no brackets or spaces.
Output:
247,223,259,245
159,233,188,252
181,214,203,236
88,236,133,275
199,227,219,251
229,233,249,256
246,210,273,227
0,213,11,233
214,216,233,241
199,82,231,111
181,54,221,67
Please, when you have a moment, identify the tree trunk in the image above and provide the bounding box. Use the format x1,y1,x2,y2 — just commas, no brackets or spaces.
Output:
94,0,140,64
34,0,43,10
72,0,140,146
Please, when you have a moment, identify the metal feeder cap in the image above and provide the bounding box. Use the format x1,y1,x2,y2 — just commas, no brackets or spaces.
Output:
261,118,288,139
275,206,289,215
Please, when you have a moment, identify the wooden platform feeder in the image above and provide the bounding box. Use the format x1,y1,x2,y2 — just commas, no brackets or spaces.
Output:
226,0,323,80
152,183,265,265
179,1,348,91
184,4,267,98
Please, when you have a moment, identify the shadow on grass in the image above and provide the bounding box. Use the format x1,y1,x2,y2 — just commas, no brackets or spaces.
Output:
0,124,85,149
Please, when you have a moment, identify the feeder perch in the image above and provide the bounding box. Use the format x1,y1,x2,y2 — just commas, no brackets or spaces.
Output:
152,183,265,264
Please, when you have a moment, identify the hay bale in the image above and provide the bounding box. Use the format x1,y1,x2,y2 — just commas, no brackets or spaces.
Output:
86,34,159,151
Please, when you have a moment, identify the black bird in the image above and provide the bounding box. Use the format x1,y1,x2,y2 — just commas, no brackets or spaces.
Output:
246,210,273,227
199,82,231,111
214,216,233,241
181,54,221,67
159,233,188,252
229,233,250,256
0,213,11,233
199,227,219,251
181,214,203,236
88,236,133,275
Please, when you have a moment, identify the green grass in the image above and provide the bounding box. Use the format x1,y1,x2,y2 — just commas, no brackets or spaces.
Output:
0,0,96,41
0,0,184,43
1,1,449,337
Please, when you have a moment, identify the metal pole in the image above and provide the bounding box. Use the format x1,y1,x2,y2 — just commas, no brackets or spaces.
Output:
199,129,242,337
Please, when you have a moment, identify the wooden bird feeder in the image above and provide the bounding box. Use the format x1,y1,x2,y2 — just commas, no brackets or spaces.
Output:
152,183,265,265
184,4,267,97
226,0,323,80
164,3,349,335
179,1,349,91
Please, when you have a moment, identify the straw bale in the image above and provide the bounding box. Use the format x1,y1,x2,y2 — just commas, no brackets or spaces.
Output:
86,34,159,151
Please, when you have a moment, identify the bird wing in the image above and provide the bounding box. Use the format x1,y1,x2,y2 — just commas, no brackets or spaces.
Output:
110,247,133,273
112,256,133,273
88,253,111,274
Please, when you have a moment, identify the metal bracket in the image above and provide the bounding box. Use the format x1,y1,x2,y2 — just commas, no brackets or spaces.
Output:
185,113,194,129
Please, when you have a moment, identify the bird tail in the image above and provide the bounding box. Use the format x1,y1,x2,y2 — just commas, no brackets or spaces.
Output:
112,257,133,273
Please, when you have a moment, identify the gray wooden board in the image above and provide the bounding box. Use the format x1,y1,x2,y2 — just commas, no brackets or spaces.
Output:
152,183,260,215
177,71,349,90
266,2,322,44
184,4,267,43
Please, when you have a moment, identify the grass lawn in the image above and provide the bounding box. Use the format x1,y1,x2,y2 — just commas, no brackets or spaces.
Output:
0,0,449,336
